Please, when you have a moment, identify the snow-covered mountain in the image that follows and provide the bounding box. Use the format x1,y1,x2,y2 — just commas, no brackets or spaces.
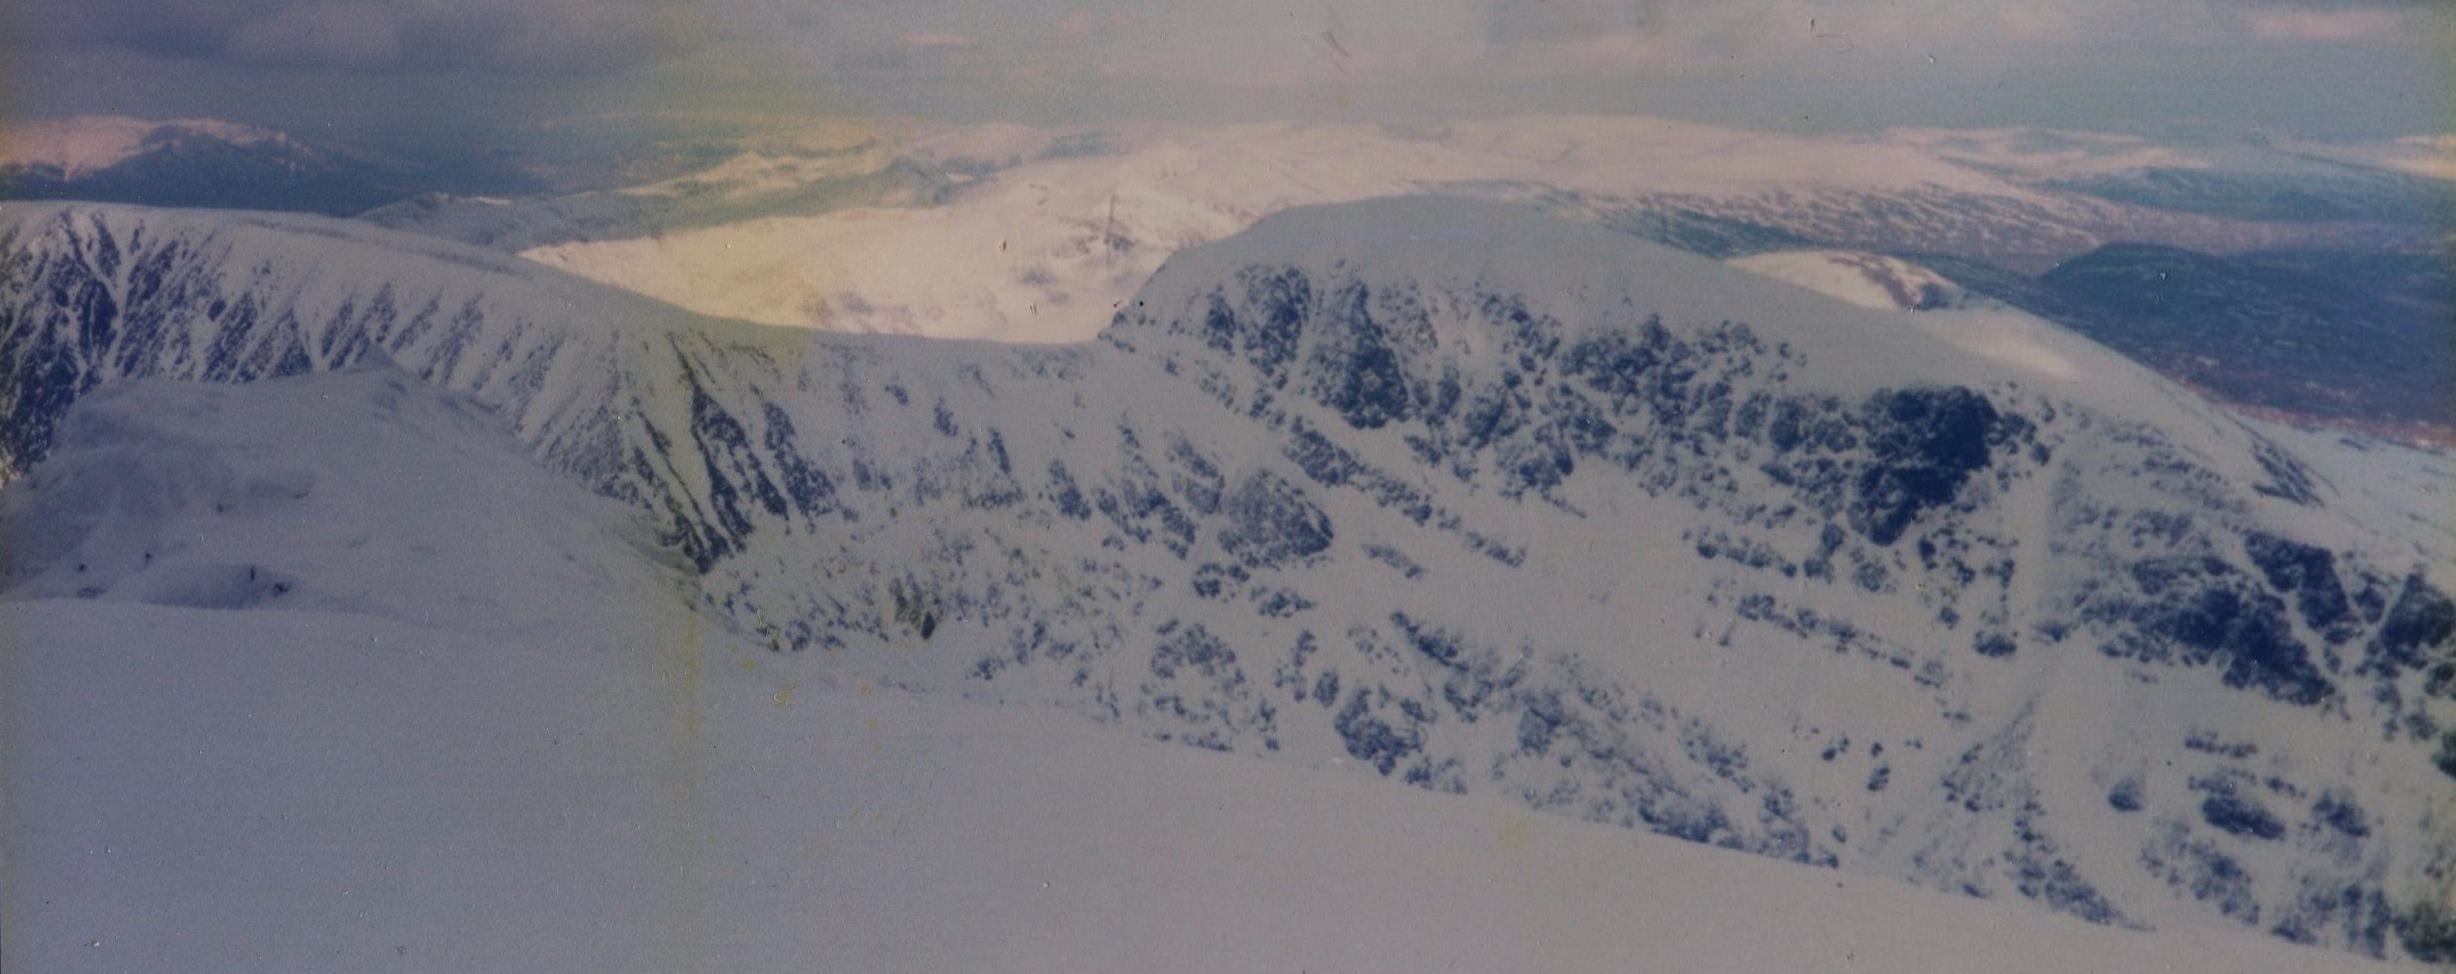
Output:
3,197,2453,964
0,372,2392,973
363,117,2445,344
363,115,2456,438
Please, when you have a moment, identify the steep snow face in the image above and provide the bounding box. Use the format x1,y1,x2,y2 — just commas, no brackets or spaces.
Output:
4,197,2454,963
1728,249,1986,311
494,117,2426,343
0,202,702,495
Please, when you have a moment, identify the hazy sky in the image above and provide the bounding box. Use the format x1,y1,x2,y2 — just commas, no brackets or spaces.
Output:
4,0,2449,140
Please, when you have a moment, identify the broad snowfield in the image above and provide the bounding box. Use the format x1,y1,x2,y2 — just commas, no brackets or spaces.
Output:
0,372,2399,974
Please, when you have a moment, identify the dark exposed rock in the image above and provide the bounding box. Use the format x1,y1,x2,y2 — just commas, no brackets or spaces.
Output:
1849,387,2001,546
2242,531,2354,642
2368,574,2456,676
2093,556,2334,705
1216,471,1333,569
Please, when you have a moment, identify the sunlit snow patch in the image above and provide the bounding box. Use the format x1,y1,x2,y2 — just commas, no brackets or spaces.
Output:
1726,249,1982,312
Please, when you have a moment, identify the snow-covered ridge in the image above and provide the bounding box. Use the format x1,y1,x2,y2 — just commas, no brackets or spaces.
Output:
3,197,2453,963
1130,197,2185,415
0,199,762,488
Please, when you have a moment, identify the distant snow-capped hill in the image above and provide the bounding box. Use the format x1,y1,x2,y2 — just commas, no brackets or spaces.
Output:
3,197,2452,963
2280,134,2456,183
0,116,300,175
0,116,419,216
356,157,960,252
1878,126,2456,226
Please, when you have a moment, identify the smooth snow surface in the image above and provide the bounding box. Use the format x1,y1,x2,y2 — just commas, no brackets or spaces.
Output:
0,298,2428,974
0,603,2403,974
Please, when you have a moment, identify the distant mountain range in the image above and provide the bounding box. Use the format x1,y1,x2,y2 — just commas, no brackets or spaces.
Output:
454,118,2446,342
338,114,2456,434
0,116,422,216
8,116,2445,435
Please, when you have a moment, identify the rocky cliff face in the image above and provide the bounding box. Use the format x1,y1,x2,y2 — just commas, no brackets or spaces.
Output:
3,197,2450,961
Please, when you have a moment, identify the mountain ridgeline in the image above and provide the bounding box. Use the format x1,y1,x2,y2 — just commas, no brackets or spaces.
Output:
2,198,2452,962
0,124,417,217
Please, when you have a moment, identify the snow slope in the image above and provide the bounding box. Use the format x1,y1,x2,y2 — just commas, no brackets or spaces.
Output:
0,369,2412,974
4,197,2453,963
0,603,2398,974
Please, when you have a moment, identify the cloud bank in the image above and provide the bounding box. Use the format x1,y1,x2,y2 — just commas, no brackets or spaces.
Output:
1,0,2444,136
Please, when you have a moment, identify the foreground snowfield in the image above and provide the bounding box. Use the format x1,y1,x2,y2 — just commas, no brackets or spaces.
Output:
0,365,2421,973
1,598,2404,974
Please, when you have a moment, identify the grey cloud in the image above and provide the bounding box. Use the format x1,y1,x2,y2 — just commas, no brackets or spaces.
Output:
15,0,701,74
1486,0,1666,45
